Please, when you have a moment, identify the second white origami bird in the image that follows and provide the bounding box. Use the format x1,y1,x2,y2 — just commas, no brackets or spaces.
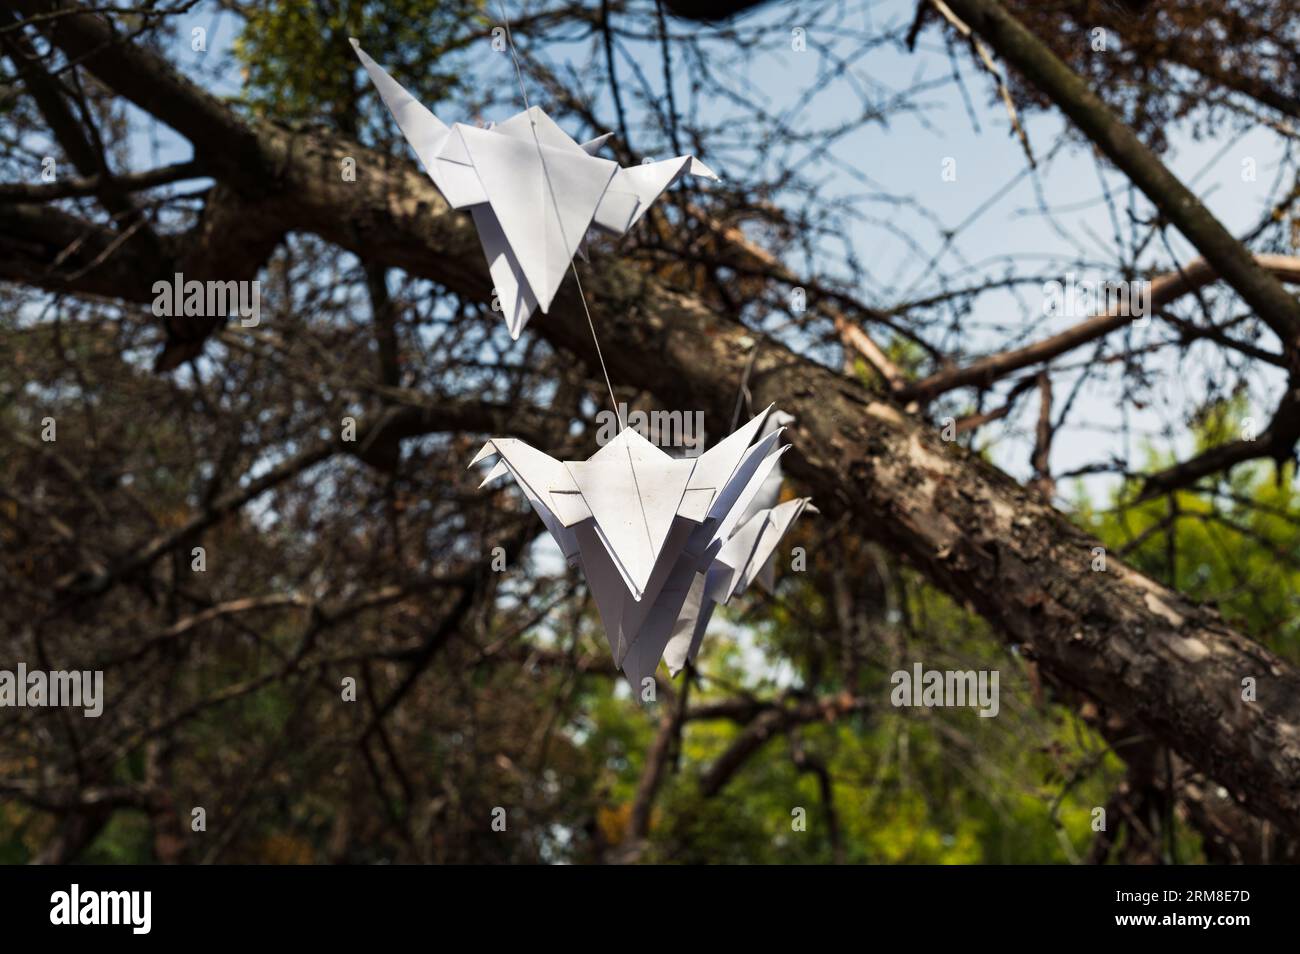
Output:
471,406,812,688
351,39,719,339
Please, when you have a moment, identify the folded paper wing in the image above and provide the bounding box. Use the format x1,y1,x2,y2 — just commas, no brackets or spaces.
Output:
352,40,719,340
662,409,814,676
661,497,815,677
471,407,801,689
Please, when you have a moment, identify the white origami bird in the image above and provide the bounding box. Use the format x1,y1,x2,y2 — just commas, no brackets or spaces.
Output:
351,39,720,339
471,406,812,689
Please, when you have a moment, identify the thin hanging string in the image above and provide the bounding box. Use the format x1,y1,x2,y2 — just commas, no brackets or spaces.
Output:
728,345,759,434
496,0,624,431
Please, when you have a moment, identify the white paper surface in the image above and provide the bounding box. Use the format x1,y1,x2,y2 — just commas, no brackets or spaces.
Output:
472,408,813,691
352,40,720,339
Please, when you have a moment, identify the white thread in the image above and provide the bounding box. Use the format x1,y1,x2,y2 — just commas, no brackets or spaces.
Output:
496,0,624,431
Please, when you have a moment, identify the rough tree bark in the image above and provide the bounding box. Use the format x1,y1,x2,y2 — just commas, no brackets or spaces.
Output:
5,0,1300,835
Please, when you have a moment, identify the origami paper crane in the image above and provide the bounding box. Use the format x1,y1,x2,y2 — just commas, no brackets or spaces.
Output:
470,406,811,689
351,39,719,339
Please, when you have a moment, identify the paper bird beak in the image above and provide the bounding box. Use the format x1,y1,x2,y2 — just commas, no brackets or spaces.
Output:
468,441,499,468
478,460,510,488
688,157,720,181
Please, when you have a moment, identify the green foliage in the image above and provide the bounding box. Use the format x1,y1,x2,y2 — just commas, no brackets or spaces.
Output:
80,812,154,865
1076,395,1300,662
233,0,475,130
572,580,1120,864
